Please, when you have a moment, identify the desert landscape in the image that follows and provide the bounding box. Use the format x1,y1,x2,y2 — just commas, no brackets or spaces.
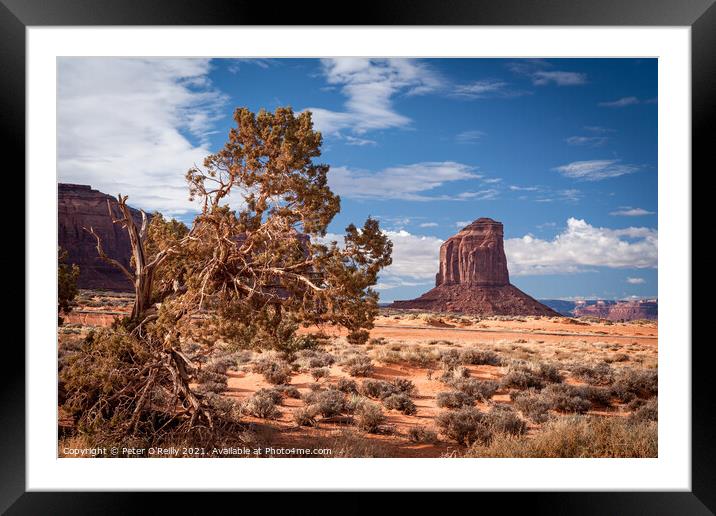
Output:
60,292,657,458
58,185,657,458
56,58,658,459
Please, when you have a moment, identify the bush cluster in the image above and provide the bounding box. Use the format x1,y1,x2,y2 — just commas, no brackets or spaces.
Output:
252,355,292,385
436,390,475,409
341,354,374,377
382,393,417,415
361,378,416,400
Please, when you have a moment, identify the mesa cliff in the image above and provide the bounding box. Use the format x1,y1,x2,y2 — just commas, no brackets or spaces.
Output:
391,218,559,316
58,183,144,291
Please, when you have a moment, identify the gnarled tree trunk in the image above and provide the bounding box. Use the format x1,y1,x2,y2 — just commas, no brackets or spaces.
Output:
84,194,168,322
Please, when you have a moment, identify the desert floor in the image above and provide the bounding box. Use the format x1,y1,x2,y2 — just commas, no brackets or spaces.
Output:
59,290,658,458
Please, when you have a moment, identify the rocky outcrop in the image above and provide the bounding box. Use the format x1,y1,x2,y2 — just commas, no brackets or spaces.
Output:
391,218,558,316
573,300,658,321
58,183,144,291
436,218,510,287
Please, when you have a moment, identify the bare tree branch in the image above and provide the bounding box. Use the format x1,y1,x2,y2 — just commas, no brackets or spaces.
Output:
82,226,134,283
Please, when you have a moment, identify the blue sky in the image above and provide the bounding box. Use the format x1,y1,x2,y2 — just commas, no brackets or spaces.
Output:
58,58,658,302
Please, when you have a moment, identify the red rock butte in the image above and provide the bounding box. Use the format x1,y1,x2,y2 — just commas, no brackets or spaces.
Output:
58,183,143,291
390,218,559,316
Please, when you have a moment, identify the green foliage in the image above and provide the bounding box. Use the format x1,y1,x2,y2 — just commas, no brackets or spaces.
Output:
58,247,80,324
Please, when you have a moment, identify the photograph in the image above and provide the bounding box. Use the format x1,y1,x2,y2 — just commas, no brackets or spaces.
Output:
56,57,658,459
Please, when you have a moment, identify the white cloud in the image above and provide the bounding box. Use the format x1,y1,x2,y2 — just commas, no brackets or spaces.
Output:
599,96,640,107
456,189,500,200
554,160,640,181
504,218,657,276
566,135,609,147
58,58,227,215
455,220,472,228
419,222,439,228
456,130,485,144
627,277,646,284
452,79,510,99
329,161,486,201
534,189,582,203
507,61,586,86
344,135,377,146
610,207,655,216
531,71,587,86
509,185,540,191
584,126,615,134
322,229,443,291
380,230,444,283
305,58,441,136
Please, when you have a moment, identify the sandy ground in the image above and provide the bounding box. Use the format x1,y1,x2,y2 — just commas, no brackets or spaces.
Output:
59,294,657,457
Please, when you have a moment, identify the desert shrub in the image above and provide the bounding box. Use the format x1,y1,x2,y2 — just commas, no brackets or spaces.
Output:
540,384,592,414
500,369,545,390
301,389,321,405
391,378,416,396
254,388,284,405
465,415,657,458
486,406,527,436
251,355,292,385
438,369,456,384
407,426,439,444
383,393,417,415
293,406,318,427
511,390,552,423
195,381,228,395
295,349,336,370
60,328,245,450
629,397,658,422
344,393,369,414
439,349,462,369
450,378,499,401
570,362,614,385
435,407,491,446
436,390,475,409
244,391,282,419
346,329,370,346
605,353,629,363
360,379,397,399
537,362,563,383
274,384,301,399
314,389,347,418
204,354,237,375
570,385,612,406
342,354,374,377
460,348,503,366
500,361,563,390
454,366,471,379
310,367,330,381
611,368,658,401
355,402,386,433
336,377,359,394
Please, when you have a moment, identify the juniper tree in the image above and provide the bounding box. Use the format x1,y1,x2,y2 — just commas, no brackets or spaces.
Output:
63,107,392,446
57,247,80,325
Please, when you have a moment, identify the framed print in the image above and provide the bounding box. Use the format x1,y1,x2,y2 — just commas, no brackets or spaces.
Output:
4,0,711,511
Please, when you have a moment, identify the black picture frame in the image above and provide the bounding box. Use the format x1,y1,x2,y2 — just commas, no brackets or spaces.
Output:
4,0,708,512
